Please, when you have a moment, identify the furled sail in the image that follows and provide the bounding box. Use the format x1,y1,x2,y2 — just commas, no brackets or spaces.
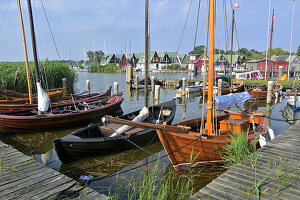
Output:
37,82,50,112
215,92,252,110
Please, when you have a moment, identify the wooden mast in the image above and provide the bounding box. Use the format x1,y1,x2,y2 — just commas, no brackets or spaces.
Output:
267,9,275,81
144,0,149,107
27,0,41,83
204,0,215,135
17,0,33,104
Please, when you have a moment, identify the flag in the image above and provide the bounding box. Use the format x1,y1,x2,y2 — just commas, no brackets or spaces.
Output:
234,2,239,9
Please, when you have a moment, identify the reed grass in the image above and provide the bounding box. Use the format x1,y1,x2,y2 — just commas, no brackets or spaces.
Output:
109,160,194,200
221,131,258,168
0,60,76,94
243,79,300,86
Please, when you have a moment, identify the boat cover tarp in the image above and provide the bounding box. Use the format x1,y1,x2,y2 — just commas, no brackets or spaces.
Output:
215,92,252,110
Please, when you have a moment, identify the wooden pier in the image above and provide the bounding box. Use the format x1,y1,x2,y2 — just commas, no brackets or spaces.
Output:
0,141,108,200
190,122,300,200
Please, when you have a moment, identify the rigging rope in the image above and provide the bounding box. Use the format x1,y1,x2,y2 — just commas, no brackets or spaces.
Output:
176,0,193,54
0,0,11,33
40,0,61,60
192,0,202,57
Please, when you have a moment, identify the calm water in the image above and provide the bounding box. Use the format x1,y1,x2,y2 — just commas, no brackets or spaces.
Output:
0,71,298,197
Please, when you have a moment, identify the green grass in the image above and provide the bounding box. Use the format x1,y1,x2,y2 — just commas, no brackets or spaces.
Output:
242,79,300,86
109,160,194,200
0,60,76,94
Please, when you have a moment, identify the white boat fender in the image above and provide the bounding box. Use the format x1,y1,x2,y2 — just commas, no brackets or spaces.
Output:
267,127,275,140
259,135,267,147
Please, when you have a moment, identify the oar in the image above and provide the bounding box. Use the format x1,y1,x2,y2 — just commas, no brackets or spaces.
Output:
104,116,190,133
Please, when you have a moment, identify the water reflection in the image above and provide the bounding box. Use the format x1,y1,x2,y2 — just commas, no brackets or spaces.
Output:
0,72,294,197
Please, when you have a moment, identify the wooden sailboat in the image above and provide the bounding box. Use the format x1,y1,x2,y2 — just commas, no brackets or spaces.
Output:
153,0,269,170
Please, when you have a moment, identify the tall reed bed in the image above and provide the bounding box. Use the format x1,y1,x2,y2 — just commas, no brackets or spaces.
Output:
0,60,76,94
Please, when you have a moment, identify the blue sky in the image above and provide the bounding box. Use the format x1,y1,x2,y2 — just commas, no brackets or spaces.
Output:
0,0,299,61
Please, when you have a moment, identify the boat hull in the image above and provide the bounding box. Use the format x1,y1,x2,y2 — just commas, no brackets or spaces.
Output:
54,100,176,162
286,95,300,109
0,96,123,133
156,114,268,170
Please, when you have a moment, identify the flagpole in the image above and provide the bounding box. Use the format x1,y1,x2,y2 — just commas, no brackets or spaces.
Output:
264,0,272,80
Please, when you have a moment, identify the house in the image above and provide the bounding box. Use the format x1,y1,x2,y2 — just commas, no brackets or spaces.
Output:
125,54,138,68
166,52,186,65
214,54,229,73
181,54,204,71
157,52,171,69
285,55,300,77
100,54,117,65
136,51,160,71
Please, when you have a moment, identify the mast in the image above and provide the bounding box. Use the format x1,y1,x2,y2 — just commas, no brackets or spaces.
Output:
17,0,33,104
267,9,275,81
144,0,149,107
288,0,295,81
204,0,215,135
229,8,235,91
27,0,40,83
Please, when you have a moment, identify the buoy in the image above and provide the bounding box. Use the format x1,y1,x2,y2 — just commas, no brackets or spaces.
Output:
267,127,275,140
259,135,267,147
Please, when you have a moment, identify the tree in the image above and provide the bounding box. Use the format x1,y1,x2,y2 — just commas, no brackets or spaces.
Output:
189,45,205,55
87,50,104,65
271,48,289,56
297,45,300,56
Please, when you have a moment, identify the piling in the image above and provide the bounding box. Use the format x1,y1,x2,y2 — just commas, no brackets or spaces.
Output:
155,85,160,104
182,77,186,96
279,66,283,78
62,78,67,96
193,65,197,76
113,82,118,95
86,80,90,94
135,75,139,89
266,81,274,104
218,79,222,96
126,66,132,83
151,76,155,91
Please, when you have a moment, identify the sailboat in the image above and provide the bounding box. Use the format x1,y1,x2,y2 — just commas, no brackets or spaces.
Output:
0,0,124,134
53,0,176,162
152,0,269,170
0,1,109,111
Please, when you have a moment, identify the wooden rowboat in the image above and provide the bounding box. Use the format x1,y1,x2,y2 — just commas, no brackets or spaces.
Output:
249,83,283,100
0,95,123,134
199,81,244,96
0,87,112,111
54,99,176,162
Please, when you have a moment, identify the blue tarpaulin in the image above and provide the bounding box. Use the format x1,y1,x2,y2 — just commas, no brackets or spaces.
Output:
215,92,252,110
84,65,91,69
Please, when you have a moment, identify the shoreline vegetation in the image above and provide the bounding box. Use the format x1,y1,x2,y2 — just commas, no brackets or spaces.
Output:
0,60,76,94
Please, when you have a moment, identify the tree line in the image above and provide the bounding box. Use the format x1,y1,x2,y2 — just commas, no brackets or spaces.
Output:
189,45,300,61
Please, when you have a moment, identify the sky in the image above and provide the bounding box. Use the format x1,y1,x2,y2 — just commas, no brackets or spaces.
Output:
0,0,299,61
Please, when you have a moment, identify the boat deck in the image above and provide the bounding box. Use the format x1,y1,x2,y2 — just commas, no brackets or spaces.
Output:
190,122,300,200
0,140,108,200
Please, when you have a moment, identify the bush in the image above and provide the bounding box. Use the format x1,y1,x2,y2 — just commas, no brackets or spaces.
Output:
161,64,181,70
89,64,119,73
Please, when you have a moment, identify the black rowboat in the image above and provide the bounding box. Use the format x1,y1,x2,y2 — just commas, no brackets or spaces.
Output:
54,99,176,162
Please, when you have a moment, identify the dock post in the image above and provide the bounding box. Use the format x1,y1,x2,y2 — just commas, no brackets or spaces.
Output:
126,66,132,83
218,79,222,96
182,77,186,96
62,78,67,96
266,81,274,104
135,75,139,89
193,65,197,77
155,85,160,104
151,76,155,92
114,82,118,95
86,80,90,94
279,66,283,78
